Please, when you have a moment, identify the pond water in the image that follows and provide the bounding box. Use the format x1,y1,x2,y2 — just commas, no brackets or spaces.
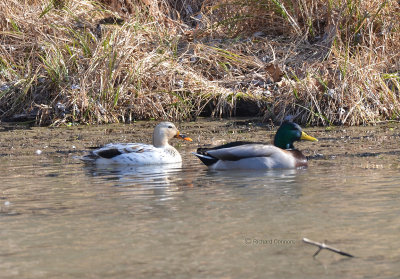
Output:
1,120,400,278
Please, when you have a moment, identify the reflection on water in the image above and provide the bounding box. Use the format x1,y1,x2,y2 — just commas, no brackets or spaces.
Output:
84,162,183,179
84,162,186,201
1,150,400,278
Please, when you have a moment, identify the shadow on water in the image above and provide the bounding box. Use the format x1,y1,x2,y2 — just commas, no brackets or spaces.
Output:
193,168,306,195
83,163,187,198
82,159,310,203
80,158,311,204
83,162,183,181
83,160,303,188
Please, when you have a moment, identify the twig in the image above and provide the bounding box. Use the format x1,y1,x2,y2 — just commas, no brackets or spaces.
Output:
302,238,354,258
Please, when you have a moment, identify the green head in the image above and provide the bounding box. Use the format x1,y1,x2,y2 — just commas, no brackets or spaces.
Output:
273,121,318,149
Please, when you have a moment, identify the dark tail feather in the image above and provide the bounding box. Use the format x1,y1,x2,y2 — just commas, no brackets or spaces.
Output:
80,151,99,163
193,153,218,167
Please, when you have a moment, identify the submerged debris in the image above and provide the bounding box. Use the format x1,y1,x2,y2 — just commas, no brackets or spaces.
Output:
303,238,354,258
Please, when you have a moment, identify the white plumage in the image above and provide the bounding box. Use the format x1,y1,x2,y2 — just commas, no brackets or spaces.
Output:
82,122,192,165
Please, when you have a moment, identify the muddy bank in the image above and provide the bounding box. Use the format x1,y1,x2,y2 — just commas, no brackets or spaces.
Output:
1,119,400,169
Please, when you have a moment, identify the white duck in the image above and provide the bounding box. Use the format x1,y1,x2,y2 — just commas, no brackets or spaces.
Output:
82,122,192,165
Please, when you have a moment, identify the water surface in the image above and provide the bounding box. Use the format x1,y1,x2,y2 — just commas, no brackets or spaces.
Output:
1,120,400,278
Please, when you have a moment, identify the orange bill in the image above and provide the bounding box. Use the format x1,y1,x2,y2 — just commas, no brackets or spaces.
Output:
175,132,193,141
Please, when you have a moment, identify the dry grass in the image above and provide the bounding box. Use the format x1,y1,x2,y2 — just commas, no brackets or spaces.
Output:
0,0,399,125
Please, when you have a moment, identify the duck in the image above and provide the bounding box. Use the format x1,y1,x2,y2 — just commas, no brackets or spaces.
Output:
82,122,192,165
194,121,318,170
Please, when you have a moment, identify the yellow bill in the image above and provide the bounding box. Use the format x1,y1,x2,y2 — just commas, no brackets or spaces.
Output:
300,131,318,142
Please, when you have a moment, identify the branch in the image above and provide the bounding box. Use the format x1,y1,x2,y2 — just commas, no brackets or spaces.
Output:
302,238,354,258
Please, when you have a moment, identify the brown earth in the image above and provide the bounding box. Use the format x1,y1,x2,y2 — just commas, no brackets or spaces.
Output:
1,119,400,170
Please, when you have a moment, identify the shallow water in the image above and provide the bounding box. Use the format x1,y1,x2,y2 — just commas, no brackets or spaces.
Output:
1,120,400,278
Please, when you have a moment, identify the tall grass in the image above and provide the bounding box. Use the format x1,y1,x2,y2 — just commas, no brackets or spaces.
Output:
203,0,400,125
0,0,399,125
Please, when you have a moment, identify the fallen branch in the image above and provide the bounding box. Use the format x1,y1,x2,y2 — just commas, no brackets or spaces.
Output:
302,238,354,258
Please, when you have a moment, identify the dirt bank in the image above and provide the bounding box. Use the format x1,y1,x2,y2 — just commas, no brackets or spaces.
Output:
2,119,400,170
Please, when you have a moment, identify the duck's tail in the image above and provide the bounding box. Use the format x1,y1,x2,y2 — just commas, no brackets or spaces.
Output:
193,152,218,166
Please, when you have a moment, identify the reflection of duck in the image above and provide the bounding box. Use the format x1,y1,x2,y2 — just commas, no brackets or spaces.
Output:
194,121,318,170
82,122,192,165
86,162,183,177
83,163,185,200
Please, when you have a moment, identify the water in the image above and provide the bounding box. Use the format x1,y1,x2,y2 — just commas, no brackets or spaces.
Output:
1,122,400,278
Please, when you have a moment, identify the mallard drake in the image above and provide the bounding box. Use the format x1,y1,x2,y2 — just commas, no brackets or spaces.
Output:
82,122,192,165
194,121,318,170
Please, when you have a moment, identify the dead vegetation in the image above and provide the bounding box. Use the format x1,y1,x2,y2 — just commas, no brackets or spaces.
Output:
0,0,399,126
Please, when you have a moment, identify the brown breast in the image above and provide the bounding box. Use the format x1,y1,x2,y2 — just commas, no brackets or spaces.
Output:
288,149,308,168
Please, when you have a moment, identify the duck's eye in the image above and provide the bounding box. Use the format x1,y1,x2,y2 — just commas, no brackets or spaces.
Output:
168,125,173,129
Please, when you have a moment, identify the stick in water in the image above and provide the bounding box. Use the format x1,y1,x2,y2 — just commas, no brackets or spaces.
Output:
302,238,354,258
